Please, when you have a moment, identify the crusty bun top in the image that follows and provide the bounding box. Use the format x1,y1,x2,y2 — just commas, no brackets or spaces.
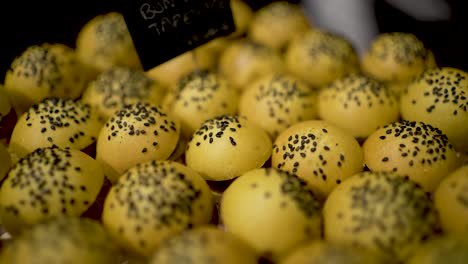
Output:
248,1,310,50
323,171,439,260
362,120,460,192
318,74,399,139
185,115,272,181
170,70,239,138
219,39,285,90
400,67,468,152
9,97,101,161
4,43,91,115
0,216,119,264
0,147,104,235
362,32,436,83
96,102,180,183
76,12,142,72
285,29,360,87
102,160,213,257
149,226,258,264
239,73,318,139
81,67,166,124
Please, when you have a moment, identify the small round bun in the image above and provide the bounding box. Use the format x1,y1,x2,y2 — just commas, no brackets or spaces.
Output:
323,171,439,260
76,12,142,72
146,46,217,90
149,226,258,264
4,43,91,114
219,39,285,90
362,32,436,84
0,216,119,264
170,70,239,137
9,97,101,161
220,168,322,261
239,73,318,139
0,147,104,234
102,160,213,257
248,1,310,50
362,120,460,192
285,29,359,87
279,240,387,264
434,165,468,233
272,120,363,200
406,234,468,264
81,67,166,124
0,84,16,139
230,0,254,37
0,143,11,182
185,115,272,181
318,74,400,139
96,102,180,183
400,67,468,152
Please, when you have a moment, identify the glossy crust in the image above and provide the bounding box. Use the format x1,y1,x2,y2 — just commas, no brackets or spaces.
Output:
0,147,104,235
362,120,460,192
318,74,399,139
323,171,439,260
96,102,180,183
400,67,468,152
239,73,318,139
102,160,213,257
185,115,272,181
221,168,322,262
272,120,363,200
406,234,468,264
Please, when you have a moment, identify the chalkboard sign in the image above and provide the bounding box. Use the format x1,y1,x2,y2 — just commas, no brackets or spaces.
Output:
118,0,235,70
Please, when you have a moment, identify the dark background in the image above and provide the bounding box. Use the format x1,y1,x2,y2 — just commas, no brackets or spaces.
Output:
0,0,466,83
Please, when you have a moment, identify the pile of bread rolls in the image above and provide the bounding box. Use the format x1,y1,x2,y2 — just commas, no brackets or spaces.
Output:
0,1,467,263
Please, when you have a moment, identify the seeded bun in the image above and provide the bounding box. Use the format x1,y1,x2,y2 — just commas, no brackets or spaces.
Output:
318,74,400,139
220,168,322,261
149,226,258,264
169,70,239,137
185,115,272,181
76,12,142,73
0,143,11,182
286,30,359,88
0,147,104,235
81,67,166,124
362,32,436,85
323,171,439,260
400,67,468,152
146,46,217,91
0,216,119,264
230,0,254,37
248,1,310,50
362,120,460,192
102,160,213,257
279,240,387,264
4,43,92,115
271,120,363,200
219,39,285,90
9,98,101,161
406,234,468,264
0,85,16,139
434,165,468,233
96,102,180,183
239,73,318,139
